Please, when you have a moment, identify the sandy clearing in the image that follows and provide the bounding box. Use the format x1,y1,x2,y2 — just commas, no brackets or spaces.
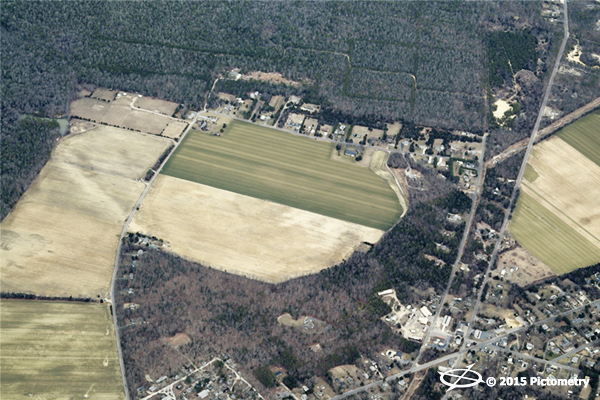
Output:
129,175,384,283
135,96,179,115
161,121,188,139
241,71,303,87
386,122,402,138
493,99,511,119
1,126,171,297
523,137,600,241
567,44,586,66
277,313,306,328
496,245,556,287
269,95,286,110
163,333,192,348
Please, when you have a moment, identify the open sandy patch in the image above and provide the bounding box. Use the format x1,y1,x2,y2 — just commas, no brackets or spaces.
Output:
129,175,385,283
493,99,511,119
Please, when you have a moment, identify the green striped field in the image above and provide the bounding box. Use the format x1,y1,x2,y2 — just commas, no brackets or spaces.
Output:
557,110,600,166
0,300,125,400
508,192,600,274
162,120,402,230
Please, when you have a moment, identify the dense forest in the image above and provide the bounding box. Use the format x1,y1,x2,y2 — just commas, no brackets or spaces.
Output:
1,1,564,220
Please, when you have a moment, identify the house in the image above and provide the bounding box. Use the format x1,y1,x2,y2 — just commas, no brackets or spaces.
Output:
345,149,357,157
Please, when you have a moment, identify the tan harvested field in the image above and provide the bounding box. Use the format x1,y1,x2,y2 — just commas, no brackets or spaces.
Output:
1,300,125,400
70,97,110,121
129,175,385,283
509,192,600,274
122,110,171,135
135,96,179,115
91,87,117,101
523,137,600,240
100,103,131,127
496,245,556,287
71,96,176,136
162,121,188,139
1,126,171,297
100,103,132,126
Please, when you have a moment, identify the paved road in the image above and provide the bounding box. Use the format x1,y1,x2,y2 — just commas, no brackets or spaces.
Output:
488,344,581,373
552,338,600,362
452,0,570,378
110,109,200,400
485,96,600,168
327,299,600,400
414,133,487,365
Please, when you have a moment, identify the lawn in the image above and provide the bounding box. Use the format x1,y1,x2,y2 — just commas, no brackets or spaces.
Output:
0,300,125,400
162,120,403,230
508,192,600,274
557,110,600,167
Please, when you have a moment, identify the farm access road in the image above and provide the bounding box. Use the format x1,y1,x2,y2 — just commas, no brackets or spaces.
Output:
486,95,600,167
109,105,200,400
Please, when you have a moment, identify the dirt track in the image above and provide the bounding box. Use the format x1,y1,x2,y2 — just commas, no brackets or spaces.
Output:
487,96,600,167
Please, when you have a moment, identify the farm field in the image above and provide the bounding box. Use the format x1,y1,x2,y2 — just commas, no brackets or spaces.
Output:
0,300,125,400
134,96,179,115
70,94,174,137
0,125,170,297
508,192,600,274
129,175,384,282
523,137,600,240
122,110,170,135
162,120,403,230
557,110,600,167
161,121,188,139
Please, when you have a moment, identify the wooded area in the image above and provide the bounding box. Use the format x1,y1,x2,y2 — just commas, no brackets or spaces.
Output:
1,1,562,220
116,188,472,397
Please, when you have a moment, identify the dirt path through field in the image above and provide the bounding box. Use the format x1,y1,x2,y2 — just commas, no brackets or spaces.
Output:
369,151,408,218
487,96,600,167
